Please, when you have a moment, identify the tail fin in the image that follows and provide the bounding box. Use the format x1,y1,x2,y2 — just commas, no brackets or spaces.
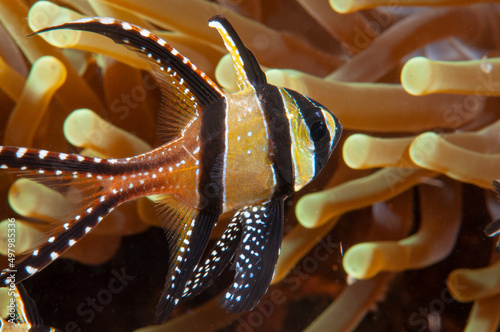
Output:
0,146,122,285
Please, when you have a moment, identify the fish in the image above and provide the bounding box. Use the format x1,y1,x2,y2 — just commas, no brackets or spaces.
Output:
0,15,342,322
0,283,61,331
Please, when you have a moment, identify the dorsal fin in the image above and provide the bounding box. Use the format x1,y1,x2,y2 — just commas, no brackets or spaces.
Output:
32,17,225,141
209,15,267,91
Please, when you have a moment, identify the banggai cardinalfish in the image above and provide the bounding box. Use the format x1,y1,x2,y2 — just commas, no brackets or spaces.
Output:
0,15,342,322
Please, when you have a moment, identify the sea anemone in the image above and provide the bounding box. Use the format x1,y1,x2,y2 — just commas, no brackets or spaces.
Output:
1,0,500,331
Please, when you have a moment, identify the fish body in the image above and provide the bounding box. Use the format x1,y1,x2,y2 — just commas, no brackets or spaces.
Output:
0,15,342,322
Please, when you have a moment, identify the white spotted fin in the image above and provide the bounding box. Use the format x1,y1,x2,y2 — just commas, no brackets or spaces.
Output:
181,220,242,300
221,199,283,312
181,199,284,312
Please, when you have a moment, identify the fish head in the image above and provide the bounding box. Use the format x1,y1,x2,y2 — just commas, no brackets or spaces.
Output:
282,88,342,191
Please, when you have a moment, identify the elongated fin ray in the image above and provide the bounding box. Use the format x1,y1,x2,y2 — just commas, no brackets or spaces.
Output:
221,199,284,312
181,220,242,300
154,196,219,323
0,146,101,175
209,15,266,90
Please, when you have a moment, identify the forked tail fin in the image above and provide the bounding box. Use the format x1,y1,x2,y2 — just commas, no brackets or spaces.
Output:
0,146,124,285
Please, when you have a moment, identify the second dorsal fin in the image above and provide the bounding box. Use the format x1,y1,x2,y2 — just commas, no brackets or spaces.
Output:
32,17,225,142
209,15,267,91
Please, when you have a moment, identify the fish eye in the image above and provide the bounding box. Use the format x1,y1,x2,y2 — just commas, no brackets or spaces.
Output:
310,121,327,142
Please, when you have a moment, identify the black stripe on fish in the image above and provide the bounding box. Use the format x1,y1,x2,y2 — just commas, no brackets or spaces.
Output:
207,16,294,196
155,96,226,323
284,89,333,175
198,97,227,213
256,85,294,197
